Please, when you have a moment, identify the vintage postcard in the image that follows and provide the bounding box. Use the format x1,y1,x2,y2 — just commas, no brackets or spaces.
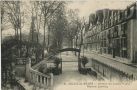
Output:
1,0,137,90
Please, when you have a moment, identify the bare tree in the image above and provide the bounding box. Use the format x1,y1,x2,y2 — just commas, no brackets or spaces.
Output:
4,1,24,57
65,9,82,48
38,1,65,57
31,1,43,43
1,1,5,42
49,3,67,50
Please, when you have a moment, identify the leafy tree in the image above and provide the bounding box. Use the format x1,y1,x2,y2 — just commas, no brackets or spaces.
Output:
31,1,65,58
64,9,86,49
65,9,80,48
48,2,67,51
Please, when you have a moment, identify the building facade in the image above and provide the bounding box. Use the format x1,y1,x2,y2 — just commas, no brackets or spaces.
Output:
76,2,137,63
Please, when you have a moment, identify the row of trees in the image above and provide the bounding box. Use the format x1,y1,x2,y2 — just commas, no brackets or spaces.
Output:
1,1,25,41
1,1,27,58
29,1,67,57
1,1,66,57
30,1,86,54
1,1,87,57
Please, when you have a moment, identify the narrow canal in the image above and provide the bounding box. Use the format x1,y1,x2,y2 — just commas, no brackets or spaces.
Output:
53,52,101,90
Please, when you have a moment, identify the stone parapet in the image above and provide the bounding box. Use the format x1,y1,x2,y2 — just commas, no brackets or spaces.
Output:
25,58,53,90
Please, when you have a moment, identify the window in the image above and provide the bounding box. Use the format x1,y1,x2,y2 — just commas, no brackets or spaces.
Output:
120,11,123,20
38,75,40,82
111,28,115,38
121,23,127,37
118,25,121,36
115,39,120,56
121,38,127,58
117,11,120,22
124,10,128,19
127,7,130,16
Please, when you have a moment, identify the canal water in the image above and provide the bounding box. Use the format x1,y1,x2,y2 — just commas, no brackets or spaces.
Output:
53,53,98,90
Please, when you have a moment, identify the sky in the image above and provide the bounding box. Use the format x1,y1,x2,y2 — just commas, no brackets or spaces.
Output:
67,0,136,18
2,0,136,38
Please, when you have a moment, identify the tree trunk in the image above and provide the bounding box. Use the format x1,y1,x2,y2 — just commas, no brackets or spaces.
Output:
32,28,34,42
1,30,2,43
17,28,19,40
19,25,22,41
14,27,17,39
19,27,22,58
75,36,78,56
37,31,39,43
36,13,39,44
47,26,50,52
70,39,73,48
16,28,20,57
43,17,46,59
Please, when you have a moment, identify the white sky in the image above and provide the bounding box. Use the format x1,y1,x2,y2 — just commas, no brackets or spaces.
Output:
2,0,136,37
67,0,136,18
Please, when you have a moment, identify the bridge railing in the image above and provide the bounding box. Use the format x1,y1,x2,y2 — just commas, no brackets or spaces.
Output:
26,58,53,89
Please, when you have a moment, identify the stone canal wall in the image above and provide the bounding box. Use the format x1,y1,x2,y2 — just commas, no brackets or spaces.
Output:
91,59,135,80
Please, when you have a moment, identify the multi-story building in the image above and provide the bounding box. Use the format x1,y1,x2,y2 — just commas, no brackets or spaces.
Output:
78,2,137,63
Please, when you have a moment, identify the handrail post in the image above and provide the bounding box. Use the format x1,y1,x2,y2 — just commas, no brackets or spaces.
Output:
50,73,53,86
25,57,31,81
43,77,45,85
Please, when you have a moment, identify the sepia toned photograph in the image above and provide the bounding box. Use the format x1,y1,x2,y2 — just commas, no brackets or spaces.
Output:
0,0,137,90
